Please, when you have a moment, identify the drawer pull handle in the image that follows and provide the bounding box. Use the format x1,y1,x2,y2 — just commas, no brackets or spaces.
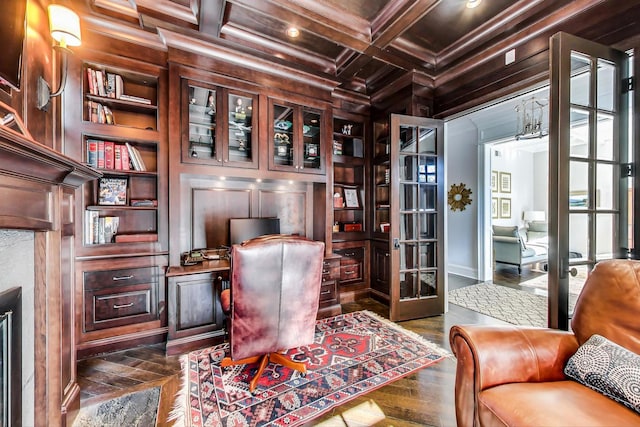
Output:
345,252,355,256
112,275,134,281
320,288,330,295
322,269,329,274
113,302,134,309
345,270,356,274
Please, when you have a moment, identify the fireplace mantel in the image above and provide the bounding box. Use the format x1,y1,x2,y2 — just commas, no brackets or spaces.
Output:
0,121,100,425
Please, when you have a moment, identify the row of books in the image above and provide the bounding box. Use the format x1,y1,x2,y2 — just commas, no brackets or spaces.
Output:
84,211,119,245
84,210,158,245
87,140,147,171
86,67,152,105
88,101,115,125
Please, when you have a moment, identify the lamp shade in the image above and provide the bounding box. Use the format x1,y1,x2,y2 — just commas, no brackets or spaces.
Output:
48,5,81,48
523,210,545,222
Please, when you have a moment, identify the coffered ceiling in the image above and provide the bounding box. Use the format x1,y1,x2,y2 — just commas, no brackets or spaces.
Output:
85,0,638,102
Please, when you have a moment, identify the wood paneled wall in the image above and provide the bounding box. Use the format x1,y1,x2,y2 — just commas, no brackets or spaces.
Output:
181,176,313,252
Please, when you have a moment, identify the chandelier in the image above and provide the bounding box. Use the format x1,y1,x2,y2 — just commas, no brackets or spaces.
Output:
515,96,548,140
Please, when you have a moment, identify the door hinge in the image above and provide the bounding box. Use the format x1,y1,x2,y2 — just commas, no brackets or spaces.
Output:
622,163,634,177
623,77,634,93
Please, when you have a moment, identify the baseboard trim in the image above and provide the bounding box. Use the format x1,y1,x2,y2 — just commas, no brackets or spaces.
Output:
447,264,478,280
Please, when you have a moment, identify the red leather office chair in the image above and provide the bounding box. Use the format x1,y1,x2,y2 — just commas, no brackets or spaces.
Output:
220,234,325,393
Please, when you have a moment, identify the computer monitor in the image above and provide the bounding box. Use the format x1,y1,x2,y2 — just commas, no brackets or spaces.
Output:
229,217,280,245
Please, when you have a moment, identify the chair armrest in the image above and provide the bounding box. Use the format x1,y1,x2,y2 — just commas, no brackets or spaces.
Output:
449,324,578,427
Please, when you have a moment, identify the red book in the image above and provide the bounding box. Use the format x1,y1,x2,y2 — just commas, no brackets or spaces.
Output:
114,144,122,170
97,140,105,169
104,141,115,169
120,145,130,170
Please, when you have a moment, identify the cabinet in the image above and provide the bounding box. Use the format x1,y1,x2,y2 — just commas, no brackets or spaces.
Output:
181,79,258,168
269,99,325,174
64,52,168,355
75,256,168,358
371,240,390,301
166,261,229,356
332,116,366,240
318,255,341,318
373,120,391,237
332,240,369,301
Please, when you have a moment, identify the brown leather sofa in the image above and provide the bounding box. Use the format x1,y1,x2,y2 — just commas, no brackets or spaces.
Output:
449,259,640,426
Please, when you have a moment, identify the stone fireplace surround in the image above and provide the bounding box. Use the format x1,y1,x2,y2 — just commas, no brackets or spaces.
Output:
0,122,99,425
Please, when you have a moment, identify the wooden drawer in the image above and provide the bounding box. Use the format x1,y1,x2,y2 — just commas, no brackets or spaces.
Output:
334,247,365,261
322,258,340,280
84,267,154,290
85,283,156,331
319,279,337,303
340,263,361,282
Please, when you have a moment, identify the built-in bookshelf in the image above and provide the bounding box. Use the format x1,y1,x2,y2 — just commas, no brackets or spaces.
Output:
332,116,366,240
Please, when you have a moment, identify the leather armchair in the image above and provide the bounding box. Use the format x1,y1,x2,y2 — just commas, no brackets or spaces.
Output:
220,234,325,393
449,259,640,426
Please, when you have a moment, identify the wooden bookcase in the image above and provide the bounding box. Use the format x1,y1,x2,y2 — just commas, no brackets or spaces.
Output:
64,50,169,356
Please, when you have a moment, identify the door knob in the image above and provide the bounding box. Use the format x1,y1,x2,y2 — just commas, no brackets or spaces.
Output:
567,267,578,277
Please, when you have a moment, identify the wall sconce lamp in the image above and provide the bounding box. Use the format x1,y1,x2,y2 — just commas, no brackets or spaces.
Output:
37,4,82,111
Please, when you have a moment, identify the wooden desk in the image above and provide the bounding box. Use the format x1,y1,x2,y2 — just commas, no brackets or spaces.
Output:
165,259,230,356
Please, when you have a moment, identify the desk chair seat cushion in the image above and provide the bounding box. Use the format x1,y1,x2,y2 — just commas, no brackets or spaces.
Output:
228,235,324,361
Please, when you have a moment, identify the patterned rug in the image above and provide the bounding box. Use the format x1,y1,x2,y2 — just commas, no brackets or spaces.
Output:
449,283,578,328
72,387,159,427
169,310,449,427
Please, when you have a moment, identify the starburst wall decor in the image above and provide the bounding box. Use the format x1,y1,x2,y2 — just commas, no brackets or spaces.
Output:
448,183,473,211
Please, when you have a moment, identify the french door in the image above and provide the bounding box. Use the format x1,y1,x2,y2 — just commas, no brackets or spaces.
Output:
389,114,445,321
548,32,630,329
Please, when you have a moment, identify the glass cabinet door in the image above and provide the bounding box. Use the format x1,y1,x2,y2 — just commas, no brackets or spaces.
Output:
186,83,218,163
302,108,322,172
225,90,257,167
184,81,257,168
271,102,295,169
270,100,324,174
390,114,444,321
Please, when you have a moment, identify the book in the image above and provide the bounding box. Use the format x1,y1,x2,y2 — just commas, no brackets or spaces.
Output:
115,74,124,99
114,144,122,170
104,141,115,169
125,142,147,171
114,233,158,243
98,177,128,205
119,94,152,105
86,67,96,95
84,210,98,245
103,105,115,125
106,73,117,98
97,140,105,169
95,70,106,97
86,139,98,168
119,144,130,171
130,199,158,207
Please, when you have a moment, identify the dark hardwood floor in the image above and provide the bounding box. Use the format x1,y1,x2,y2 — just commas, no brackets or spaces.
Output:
76,271,533,427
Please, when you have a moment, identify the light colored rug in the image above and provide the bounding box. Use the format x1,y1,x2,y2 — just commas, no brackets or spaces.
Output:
72,387,160,427
518,273,586,296
448,283,578,328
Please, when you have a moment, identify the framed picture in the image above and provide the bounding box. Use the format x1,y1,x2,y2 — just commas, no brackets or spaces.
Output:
344,188,360,208
492,197,499,219
98,177,128,205
499,197,511,219
491,171,498,192
499,172,511,193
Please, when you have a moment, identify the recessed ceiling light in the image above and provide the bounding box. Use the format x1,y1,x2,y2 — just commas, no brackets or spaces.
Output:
467,0,482,8
287,27,300,38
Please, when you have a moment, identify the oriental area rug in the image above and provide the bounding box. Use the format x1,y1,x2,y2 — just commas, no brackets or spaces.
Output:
169,310,449,427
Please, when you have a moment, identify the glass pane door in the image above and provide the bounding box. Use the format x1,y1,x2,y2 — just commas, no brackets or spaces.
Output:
549,32,629,329
187,84,218,162
227,91,255,166
390,114,444,321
